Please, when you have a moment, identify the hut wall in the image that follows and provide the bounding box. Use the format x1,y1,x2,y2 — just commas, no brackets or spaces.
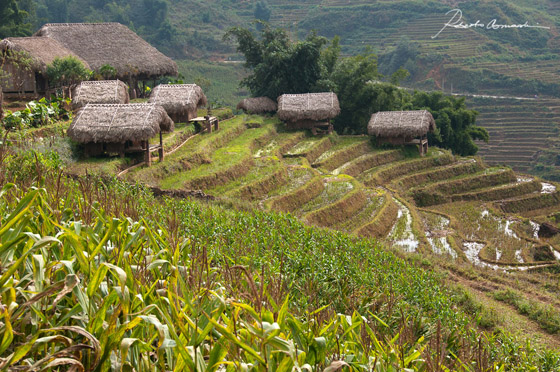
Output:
168,108,197,123
0,62,36,94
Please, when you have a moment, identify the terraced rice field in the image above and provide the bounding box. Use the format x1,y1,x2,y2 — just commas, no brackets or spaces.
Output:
465,96,560,176
116,114,560,275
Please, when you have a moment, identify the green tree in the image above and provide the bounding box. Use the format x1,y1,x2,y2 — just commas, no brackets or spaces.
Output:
46,56,92,98
408,91,489,156
0,0,32,38
224,26,331,99
254,0,271,22
97,64,117,80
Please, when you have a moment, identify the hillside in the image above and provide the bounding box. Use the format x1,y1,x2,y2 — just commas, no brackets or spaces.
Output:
61,113,560,349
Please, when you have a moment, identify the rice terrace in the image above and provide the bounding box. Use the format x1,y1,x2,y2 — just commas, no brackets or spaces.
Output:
2,0,560,371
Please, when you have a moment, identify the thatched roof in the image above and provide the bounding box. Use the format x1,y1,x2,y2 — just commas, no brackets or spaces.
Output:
277,92,340,121
368,110,436,138
34,23,178,79
237,97,277,114
0,37,90,74
148,84,207,116
67,103,174,143
72,80,130,109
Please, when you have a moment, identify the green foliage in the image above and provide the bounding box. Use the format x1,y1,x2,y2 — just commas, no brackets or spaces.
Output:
0,0,32,38
224,26,330,99
46,56,92,94
254,0,271,22
97,63,117,80
1,96,70,130
408,91,489,156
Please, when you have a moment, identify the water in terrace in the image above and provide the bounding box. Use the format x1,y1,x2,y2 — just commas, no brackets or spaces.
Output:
387,199,419,253
424,213,457,258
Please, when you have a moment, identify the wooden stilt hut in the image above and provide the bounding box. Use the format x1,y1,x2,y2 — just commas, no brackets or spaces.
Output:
277,92,340,135
367,110,436,156
236,97,277,115
72,80,130,110
148,84,207,122
67,103,174,165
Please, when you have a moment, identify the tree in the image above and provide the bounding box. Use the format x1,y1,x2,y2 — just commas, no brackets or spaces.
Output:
224,26,330,99
46,56,92,98
0,0,32,38
254,1,271,21
408,91,489,156
97,64,117,80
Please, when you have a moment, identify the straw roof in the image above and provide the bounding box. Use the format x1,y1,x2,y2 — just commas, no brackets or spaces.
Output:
367,110,436,138
277,92,340,121
68,103,174,143
34,23,178,79
148,84,207,116
0,37,90,74
72,80,130,109
237,97,277,114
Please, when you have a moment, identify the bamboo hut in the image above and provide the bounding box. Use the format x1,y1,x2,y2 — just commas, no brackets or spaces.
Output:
72,80,130,109
148,84,207,122
367,110,436,156
236,97,277,114
0,37,89,97
277,92,340,134
34,23,178,97
67,103,174,165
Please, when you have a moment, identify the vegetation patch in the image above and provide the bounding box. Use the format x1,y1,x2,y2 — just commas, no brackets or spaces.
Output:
335,149,403,177
498,191,560,214
493,289,560,334
267,175,325,213
284,135,334,163
304,181,367,227
229,160,289,201
363,151,454,186
453,179,542,202
393,159,484,190
355,193,400,238
161,123,275,189
312,137,371,171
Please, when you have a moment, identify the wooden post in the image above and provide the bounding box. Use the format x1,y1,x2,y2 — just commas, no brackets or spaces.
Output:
145,141,151,166
159,132,164,162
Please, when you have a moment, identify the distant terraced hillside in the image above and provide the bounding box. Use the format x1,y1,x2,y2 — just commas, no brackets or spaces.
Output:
465,96,560,180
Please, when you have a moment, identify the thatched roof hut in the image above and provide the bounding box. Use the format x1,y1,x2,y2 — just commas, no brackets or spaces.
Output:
72,80,130,109
367,110,436,138
34,23,178,80
237,97,277,114
68,103,174,144
277,92,340,122
368,110,436,155
148,84,207,122
0,37,90,94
